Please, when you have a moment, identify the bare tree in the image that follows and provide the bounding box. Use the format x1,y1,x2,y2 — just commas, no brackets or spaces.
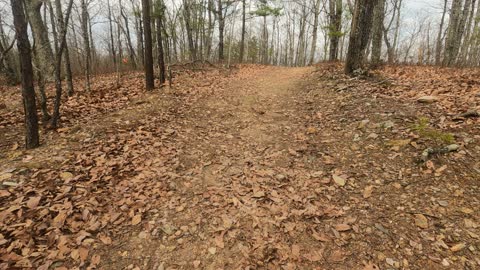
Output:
328,0,342,61
371,0,386,67
11,0,40,149
142,0,154,90
345,0,377,74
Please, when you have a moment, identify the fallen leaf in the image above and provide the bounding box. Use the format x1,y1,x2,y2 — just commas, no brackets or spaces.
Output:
60,172,74,181
450,243,466,252
26,196,41,209
0,190,11,198
132,215,142,225
335,224,352,232
333,175,346,186
414,214,428,229
363,186,373,198
208,247,216,255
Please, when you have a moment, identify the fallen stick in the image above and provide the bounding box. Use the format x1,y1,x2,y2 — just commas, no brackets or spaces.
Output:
420,144,459,162
453,110,480,120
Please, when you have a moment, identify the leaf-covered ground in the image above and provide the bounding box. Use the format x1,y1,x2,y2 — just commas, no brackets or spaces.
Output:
0,64,479,269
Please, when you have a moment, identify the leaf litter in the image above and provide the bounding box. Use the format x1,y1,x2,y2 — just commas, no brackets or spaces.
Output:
0,64,479,269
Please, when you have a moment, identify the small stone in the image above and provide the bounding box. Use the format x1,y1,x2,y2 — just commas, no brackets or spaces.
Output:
441,259,450,267
367,133,379,139
275,174,287,181
417,96,438,103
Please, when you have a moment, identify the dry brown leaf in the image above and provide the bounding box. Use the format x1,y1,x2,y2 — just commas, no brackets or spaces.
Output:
335,224,352,232
131,215,142,226
26,196,41,209
363,186,373,198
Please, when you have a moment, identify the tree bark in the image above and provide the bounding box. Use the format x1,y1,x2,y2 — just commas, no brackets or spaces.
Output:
142,0,155,90
345,0,377,74
156,2,166,84
329,0,343,61
218,0,225,61
309,0,321,65
435,0,448,65
239,0,246,62
80,0,91,91
11,0,40,149
25,0,55,78
371,0,385,66
50,0,74,128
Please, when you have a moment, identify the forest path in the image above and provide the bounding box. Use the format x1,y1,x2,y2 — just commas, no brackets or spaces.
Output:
98,66,346,269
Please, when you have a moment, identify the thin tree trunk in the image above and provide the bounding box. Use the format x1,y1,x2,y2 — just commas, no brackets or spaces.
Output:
218,0,225,61
81,0,91,91
50,0,74,128
239,0,246,62
142,0,154,90
309,0,321,65
156,3,166,84
435,0,448,65
371,0,385,66
329,0,343,61
11,0,40,149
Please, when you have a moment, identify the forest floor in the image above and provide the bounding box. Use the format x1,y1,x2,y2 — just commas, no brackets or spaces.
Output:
0,64,479,270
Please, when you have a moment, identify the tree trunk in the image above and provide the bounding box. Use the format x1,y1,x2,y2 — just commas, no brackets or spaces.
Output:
444,0,464,66
371,0,385,66
81,0,91,91
142,0,155,90
309,0,321,65
156,4,166,84
239,0,246,63
54,0,74,96
25,0,55,78
218,0,225,61
329,0,343,61
120,0,137,68
345,0,377,74
50,0,74,128
435,0,448,65
183,0,196,60
11,0,40,149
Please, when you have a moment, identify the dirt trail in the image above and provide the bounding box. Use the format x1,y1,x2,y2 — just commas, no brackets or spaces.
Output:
98,66,345,269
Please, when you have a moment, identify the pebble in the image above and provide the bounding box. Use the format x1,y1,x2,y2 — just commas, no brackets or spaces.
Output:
417,96,439,103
